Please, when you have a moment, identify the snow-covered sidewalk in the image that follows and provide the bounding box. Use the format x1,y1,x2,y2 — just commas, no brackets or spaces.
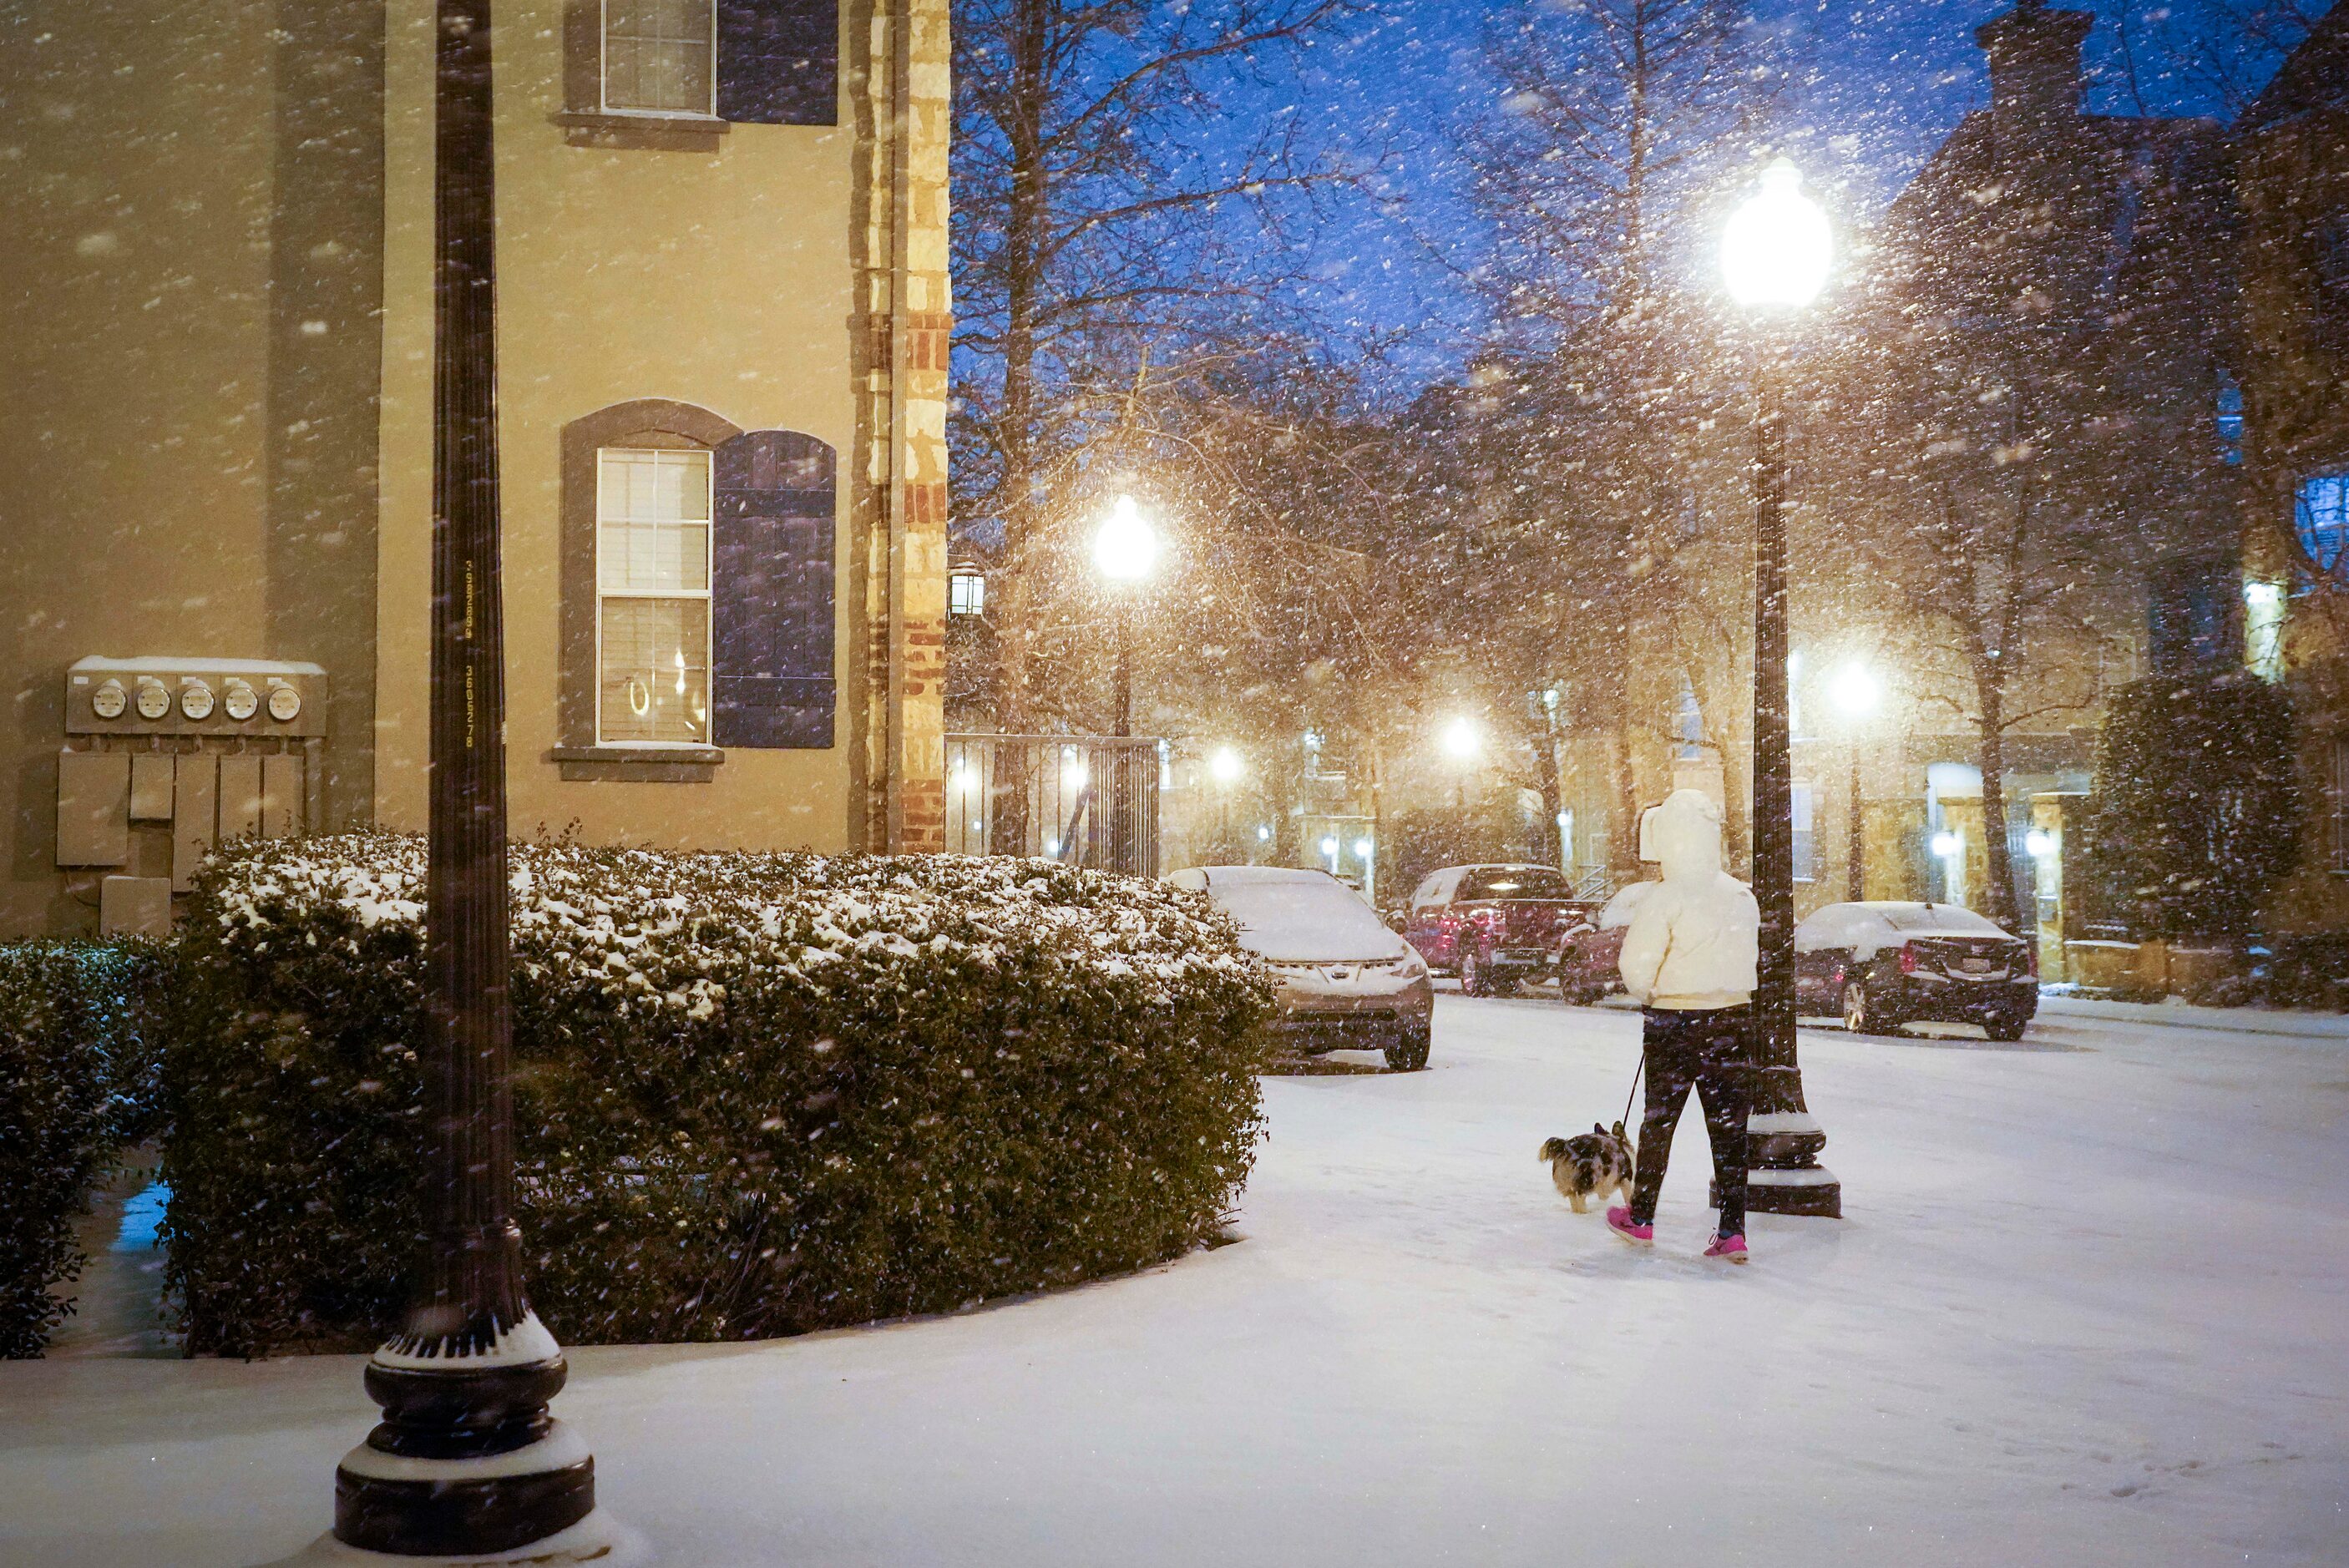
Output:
5,998,2345,1567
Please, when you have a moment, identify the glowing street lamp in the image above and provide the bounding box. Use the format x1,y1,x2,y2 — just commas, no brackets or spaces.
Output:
1440,717,1481,760
1829,662,1880,903
1723,159,1833,311
1724,157,1839,1219
1091,496,1160,736
1209,746,1245,785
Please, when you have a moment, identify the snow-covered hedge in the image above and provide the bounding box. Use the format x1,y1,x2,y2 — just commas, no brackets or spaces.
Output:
160,834,1271,1356
1,940,164,1358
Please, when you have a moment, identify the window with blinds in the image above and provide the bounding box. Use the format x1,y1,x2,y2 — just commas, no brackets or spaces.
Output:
602,0,717,117
597,448,714,746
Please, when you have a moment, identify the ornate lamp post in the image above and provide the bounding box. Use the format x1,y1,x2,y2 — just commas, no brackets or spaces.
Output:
1091,494,1161,736
1828,662,1881,903
278,5,634,1563
1722,159,1841,1219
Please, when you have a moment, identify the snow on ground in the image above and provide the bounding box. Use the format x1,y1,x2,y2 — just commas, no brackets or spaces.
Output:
5,996,2346,1567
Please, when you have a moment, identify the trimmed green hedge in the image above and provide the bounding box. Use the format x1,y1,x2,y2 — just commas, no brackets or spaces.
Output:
1,941,164,1358
161,835,1271,1356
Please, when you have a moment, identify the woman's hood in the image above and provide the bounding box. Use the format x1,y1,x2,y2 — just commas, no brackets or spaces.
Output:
1641,788,1725,883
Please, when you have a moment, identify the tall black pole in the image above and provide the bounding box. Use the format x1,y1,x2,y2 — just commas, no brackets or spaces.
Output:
1848,739,1866,903
1745,348,1840,1219
1113,598,1133,737
327,3,602,1555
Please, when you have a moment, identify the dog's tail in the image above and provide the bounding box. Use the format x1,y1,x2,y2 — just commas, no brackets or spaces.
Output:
1537,1136,1569,1163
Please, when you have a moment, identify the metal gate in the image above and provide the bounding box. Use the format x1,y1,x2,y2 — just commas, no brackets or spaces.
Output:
944,733,1161,877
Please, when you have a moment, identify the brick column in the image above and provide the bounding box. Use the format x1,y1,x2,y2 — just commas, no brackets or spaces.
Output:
853,0,952,854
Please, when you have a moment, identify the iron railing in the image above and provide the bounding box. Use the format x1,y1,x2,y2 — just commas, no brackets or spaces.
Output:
944,733,1162,878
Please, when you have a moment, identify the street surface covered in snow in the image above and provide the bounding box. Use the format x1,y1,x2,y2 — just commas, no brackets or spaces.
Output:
4,995,2346,1566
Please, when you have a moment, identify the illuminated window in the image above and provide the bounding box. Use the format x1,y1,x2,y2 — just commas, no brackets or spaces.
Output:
949,569,986,617
2297,474,2349,576
2215,372,2244,466
597,448,712,745
2245,578,2286,680
602,0,716,117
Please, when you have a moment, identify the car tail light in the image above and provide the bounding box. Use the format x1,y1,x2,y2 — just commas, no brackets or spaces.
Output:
2027,943,2039,978
1898,943,1918,975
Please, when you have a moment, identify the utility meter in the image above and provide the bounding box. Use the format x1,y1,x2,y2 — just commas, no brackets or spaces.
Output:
67,656,326,737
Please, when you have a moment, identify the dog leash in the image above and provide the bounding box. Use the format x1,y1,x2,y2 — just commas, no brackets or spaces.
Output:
1621,1055,1643,1128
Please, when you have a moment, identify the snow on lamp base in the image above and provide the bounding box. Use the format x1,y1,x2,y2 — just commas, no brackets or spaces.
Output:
1726,1110,1842,1218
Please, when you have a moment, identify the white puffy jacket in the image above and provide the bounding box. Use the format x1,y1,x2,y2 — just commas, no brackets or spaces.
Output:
1617,789,1760,1011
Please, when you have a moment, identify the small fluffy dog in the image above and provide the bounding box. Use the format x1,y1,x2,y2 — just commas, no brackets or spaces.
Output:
1539,1122,1636,1213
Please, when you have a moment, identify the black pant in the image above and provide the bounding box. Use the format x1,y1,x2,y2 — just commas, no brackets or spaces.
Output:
1628,1006,1752,1237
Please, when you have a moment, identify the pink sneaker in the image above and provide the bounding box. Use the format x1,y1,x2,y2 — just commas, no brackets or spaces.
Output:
1704,1232,1749,1264
1606,1206,1653,1247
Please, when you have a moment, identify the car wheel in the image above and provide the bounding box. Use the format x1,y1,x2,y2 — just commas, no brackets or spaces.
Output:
1385,1022,1430,1072
1843,979,1877,1034
1984,1015,2027,1042
1461,946,1487,997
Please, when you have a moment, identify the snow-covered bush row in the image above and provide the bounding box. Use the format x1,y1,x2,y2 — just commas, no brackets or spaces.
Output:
1,940,163,1358
160,833,1272,1356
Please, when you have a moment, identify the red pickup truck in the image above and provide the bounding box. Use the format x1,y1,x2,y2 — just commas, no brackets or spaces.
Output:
1403,863,1587,997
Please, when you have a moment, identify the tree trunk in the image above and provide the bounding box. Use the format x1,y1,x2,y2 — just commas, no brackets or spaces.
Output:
1611,722,1641,874
990,0,1051,736
1976,673,2021,932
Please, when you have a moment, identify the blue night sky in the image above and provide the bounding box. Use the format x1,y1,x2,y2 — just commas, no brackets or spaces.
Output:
1226,0,2296,387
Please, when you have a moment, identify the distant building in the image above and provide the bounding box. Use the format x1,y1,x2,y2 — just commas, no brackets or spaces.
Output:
2237,2,2349,935
0,0,952,937
1816,0,2240,949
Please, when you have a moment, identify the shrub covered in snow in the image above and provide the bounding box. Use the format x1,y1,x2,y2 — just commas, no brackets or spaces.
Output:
1,940,164,1358
161,833,1272,1355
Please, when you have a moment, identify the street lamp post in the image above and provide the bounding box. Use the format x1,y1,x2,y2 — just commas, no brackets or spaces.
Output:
1210,746,1243,856
1828,662,1881,903
1092,495,1160,736
1440,716,1479,812
289,6,631,1564
1723,159,1841,1220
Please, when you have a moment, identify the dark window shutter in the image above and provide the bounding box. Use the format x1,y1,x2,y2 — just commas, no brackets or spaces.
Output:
716,1,838,125
713,430,836,748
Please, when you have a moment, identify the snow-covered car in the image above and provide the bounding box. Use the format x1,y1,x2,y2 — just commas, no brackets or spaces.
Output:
1794,901,2038,1040
1552,881,1653,1004
1169,865,1435,1070
1404,862,1581,995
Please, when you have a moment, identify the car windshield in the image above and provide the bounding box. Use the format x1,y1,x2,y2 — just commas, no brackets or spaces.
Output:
1882,906,2008,937
1457,867,1572,901
1204,876,1401,962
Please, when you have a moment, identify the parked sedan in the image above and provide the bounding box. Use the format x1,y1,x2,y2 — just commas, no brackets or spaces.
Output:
1405,863,1581,996
1552,882,1652,1004
1794,901,2038,1040
1169,866,1435,1070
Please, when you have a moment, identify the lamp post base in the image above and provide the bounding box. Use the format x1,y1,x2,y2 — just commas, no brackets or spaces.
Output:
259,1504,648,1568
1729,1109,1843,1218
1744,1166,1842,1217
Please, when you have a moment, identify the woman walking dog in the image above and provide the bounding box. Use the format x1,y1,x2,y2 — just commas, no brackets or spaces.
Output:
1608,789,1758,1263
